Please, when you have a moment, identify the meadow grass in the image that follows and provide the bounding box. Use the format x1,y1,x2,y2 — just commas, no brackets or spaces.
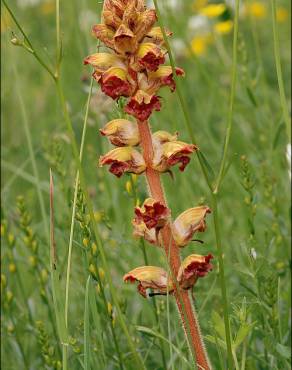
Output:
1,0,291,369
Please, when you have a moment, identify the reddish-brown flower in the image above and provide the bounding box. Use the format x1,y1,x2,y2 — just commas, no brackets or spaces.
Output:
152,140,198,173
124,266,174,297
99,147,146,177
177,254,213,289
134,198,170,229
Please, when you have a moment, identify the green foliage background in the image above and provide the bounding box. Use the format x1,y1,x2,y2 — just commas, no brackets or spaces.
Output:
1,0,291,369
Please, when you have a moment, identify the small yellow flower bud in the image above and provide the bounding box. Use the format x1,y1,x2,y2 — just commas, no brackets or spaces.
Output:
28,255,37,267
98,267,105,280
109,239,117,248
107,302,113,315
8,263,16,273
126,180,132,194
41,269,49,284
23,236,30,246
83,238,89,248
27,227,33,237
8,233,15,247
6,290,13,303
131,174,137,184
0,223,6,237
94,212,102,223
89,264,97,276
11,37,22,46
7,323,15,333
1,274,7,289
96,283,101,294
31,240,38,252
91,242,97,256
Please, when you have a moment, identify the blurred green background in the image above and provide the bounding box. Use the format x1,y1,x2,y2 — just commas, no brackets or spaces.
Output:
1,0,291,369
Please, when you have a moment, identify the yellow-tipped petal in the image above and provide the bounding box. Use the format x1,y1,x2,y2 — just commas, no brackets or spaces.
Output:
99,147,146,177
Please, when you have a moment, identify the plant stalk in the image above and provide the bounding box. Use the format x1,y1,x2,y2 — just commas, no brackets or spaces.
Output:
138,120,211,370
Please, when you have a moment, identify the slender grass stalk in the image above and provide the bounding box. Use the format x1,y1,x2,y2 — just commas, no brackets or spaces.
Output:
129,176,168,369
49,171,69,370
211,193,233,369
84,275,91,370
64,79,93,327
138,120,209,370
2,0,55,80
214,0,240,194
54,78,146,369
270,0,291,142
4,4,145,367
153,2,238,369
152,0,213,192
13,62,50,245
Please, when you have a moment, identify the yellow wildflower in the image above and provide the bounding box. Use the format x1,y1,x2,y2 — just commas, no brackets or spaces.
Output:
98,267,105,280
126,180,132,194
214,20,233,35
8,263,16,273
199,4,226,18
28,256,37,267
276,7,289,23
245,2,267,18
40,1,55,15
83,238,89,247
192,0,208,12
191,34,212,56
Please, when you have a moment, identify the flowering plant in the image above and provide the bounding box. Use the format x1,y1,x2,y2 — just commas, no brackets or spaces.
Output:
85,1,214,368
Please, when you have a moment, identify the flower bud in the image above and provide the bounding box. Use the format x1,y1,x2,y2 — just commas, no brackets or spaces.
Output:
8,263,16,273
99,147,146,178
124,266,174,298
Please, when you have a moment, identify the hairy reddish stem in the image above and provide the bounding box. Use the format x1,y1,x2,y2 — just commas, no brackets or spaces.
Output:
138,120,211,370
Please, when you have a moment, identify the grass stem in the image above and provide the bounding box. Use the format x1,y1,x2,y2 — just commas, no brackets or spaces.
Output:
270,0,291,142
